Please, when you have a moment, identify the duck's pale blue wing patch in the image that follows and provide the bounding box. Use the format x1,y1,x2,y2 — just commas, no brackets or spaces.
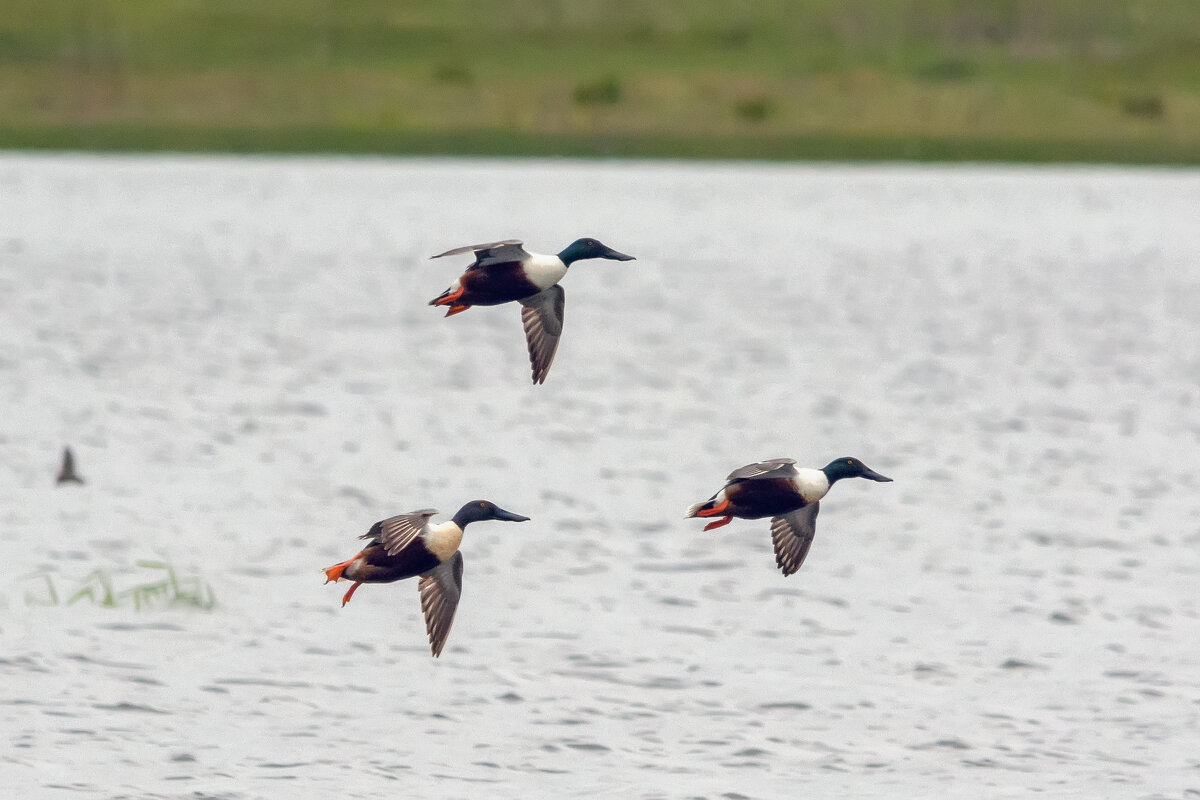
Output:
430,240,526,267
770,503,819,576
365,509,438,556
519,285,565,385
727,458,797,482
418,551,464,658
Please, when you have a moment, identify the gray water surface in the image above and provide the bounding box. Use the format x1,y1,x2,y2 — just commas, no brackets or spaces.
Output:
2,154,1199,798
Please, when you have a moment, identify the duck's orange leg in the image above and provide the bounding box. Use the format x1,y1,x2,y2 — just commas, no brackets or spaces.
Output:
341,581,363,607
431,286,471,316
694,499,730,517
431,286,464,305
323,552,362,584
703,516,733,532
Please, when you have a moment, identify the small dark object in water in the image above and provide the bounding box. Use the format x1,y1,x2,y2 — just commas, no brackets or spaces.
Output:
56,447,84,485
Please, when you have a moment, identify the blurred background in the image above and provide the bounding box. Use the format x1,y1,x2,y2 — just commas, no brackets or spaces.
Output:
3,0,1200,163
6,3,1200,796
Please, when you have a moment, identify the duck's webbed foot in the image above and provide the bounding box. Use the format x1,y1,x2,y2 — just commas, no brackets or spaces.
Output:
324,552,362,583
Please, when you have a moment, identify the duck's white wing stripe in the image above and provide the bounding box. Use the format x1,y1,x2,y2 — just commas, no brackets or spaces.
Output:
519,285,565,385
418,552,464,658
727,458,798,482
430,240,525,260
367,509,438,555
770,503,819,576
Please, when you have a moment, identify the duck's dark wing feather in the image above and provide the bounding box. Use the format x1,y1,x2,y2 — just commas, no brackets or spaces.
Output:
418,551,464,658
770,503,819,576
519,285,565,385
362,509,437,556
430,240,527,269
727,458,797,483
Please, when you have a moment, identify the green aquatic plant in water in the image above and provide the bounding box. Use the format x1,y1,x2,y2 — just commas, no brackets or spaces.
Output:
68,568,117,607
22,561,216,610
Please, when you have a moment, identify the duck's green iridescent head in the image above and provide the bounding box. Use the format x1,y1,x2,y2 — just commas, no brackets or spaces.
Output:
557,238,635,266
452,500,531,528
821,457,893,484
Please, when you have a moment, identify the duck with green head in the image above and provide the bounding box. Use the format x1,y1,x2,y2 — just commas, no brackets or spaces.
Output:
324,500,529,657
429,238,635,384
686,457,892,576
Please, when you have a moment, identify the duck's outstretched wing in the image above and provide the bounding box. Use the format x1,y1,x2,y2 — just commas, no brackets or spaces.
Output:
361,509,438,556
430,240,527,270
727,458,797,483
418,551,464,658
518,285,565,385
770,503,819,576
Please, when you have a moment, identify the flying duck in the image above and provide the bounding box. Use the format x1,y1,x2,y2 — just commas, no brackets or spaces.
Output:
685,457,892,576
323,500,529,657
428,238,635,384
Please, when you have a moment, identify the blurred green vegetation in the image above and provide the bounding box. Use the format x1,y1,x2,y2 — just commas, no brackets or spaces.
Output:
2,0,1200,162
22,560,216,610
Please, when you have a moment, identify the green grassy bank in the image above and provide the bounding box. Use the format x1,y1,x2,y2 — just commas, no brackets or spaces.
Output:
3,0,1200,163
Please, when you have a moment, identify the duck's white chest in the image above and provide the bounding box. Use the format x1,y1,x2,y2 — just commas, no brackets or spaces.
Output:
422,521,464,562
523,254,568,290
793,468,831,504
